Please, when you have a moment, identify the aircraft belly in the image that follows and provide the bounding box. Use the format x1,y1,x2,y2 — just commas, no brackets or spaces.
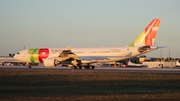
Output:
80,56,129,64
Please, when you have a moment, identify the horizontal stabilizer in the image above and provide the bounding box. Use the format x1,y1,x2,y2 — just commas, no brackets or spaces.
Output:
157,46,167,48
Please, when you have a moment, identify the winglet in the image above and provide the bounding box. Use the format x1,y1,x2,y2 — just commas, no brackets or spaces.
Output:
65,46,71,50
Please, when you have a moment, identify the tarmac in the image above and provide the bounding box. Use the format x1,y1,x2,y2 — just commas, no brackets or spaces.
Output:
0,66,180,73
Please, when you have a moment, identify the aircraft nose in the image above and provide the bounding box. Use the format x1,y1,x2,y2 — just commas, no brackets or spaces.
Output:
14,54,17,59
13,54,19,60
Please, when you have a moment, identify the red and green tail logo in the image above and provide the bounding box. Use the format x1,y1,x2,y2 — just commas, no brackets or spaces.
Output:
128,19,161,47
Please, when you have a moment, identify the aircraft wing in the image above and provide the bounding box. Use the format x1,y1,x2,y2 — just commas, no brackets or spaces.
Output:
54,46,133,65
54,46,113,65
56,46,81,61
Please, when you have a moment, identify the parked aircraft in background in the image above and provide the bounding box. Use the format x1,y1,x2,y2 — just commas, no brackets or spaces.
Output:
128,60,147,67
176,60,180,67
14,19,161,69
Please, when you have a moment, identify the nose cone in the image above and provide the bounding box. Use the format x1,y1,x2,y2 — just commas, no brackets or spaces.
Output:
13,52,30,63
13,54,20,61
13,54,25,62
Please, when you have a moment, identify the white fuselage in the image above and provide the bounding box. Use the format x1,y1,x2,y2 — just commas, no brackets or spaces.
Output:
14,46,156,64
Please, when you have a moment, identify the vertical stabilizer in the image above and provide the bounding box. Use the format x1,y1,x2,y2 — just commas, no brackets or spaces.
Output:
128,19,161,47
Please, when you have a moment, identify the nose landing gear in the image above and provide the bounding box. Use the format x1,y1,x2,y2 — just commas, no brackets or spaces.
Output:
26,63,31,68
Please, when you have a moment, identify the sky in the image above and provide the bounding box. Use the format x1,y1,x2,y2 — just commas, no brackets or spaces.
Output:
0,0,180,58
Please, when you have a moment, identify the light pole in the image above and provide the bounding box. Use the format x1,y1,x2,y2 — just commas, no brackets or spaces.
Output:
160,49,162,62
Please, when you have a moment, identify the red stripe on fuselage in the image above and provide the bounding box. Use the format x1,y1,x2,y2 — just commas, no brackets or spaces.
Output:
38,48,49,63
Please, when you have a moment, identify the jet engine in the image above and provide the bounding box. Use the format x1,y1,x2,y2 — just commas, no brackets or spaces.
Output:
43,58,59,67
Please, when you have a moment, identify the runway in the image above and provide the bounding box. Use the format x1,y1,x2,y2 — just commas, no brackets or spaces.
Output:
0,66,180,73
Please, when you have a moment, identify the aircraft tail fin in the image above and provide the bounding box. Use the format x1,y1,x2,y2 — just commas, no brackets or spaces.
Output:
128,19,161,47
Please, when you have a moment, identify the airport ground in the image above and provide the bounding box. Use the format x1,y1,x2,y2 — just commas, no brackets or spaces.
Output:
0,66,180,101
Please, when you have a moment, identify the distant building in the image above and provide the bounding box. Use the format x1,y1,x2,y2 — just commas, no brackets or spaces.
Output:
143,61,176,68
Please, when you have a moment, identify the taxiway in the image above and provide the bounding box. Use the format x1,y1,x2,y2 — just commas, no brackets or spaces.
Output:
0,66,180,73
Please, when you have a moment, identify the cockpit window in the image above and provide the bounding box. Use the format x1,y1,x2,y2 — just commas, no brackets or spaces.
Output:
17,52,20,54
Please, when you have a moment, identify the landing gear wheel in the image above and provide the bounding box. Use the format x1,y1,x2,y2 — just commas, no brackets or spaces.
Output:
26,63,31,68
28,66,31,68
74,66,77,69
79,66,82,69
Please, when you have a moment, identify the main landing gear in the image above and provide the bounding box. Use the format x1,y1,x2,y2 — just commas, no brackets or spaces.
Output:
71,65,95,69
84,66,95,69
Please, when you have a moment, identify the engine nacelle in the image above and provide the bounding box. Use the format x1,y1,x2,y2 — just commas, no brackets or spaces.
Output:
43,58,57,67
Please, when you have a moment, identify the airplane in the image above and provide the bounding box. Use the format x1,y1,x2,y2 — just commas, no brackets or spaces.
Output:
127,60,147,67
14,18,161,69
176,60,180,67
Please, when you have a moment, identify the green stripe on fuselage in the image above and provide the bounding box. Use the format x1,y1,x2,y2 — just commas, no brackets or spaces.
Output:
28,48,39,63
